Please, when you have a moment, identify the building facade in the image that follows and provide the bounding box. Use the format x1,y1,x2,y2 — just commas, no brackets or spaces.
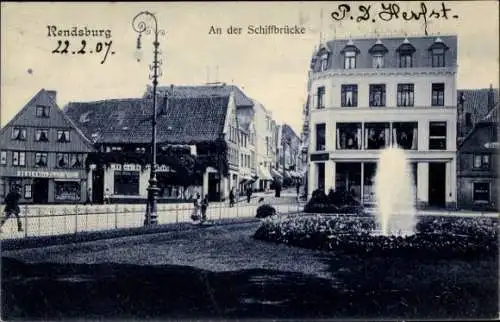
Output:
457,105,498,210
252,99,275,191
65,91,238,203
306,35,458,209
0,89,94,204
276,124,303,186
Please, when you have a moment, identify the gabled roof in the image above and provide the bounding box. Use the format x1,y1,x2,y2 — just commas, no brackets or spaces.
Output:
64,95,231,145
146,84,253,107
459,103,498,151
457,87,499,139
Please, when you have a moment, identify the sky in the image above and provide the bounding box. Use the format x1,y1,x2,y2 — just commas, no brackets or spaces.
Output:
1,1,499,134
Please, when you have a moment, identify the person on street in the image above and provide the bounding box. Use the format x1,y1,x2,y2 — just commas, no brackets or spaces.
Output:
191,193,201,222
104,188,110,204
200,195,209,223
246,186,252,203
84,187,93,205
229,188,235,208
0,185,23,233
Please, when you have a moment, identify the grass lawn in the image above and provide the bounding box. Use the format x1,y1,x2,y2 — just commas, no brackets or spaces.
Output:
1,221,498,320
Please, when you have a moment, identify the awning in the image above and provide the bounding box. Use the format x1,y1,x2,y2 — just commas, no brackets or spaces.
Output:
239,175,251,184
270,168,282,179
258,166,273,181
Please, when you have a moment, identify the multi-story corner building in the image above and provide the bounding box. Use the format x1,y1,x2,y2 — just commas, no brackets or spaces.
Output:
252,99,275,191
0,89,94,204
306,35,458,209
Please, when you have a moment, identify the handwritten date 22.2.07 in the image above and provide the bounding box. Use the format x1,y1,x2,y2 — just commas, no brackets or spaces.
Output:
51,40,115,64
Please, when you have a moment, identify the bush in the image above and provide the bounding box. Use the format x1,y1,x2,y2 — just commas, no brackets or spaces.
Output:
304,188,365,214
254,214,498,259
256,204,277,218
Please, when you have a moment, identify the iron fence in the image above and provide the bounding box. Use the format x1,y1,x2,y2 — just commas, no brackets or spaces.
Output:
0,197,305,240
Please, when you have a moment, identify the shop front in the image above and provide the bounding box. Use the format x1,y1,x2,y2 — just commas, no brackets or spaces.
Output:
0,169,87,204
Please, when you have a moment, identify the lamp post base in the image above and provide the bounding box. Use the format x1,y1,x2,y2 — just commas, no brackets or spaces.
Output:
144,178,160,226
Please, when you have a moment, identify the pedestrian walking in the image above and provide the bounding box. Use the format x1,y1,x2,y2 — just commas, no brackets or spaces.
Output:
229,188,235,208
84,187,93,205
246,186,252,203
0,185,23,233
104,188,110,204
191,193,201,221
200,195,209,223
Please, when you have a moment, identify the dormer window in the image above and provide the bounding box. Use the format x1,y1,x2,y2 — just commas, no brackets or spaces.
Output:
35,129,49,142
369,40,388,69
342,41,359,69
11,128,27,141
429,38,449,68
36,105,50,118
320,53,328,71
397,40,416,68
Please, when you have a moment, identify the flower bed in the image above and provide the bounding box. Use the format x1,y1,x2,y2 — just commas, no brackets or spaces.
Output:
254,214,498,259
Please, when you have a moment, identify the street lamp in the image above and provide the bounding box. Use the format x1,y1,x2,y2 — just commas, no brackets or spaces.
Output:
132,11,165,226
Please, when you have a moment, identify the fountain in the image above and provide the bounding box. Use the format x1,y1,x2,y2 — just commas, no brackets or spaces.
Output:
374,146,417,236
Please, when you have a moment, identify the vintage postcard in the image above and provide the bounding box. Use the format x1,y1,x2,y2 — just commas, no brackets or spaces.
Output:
1,1,498,320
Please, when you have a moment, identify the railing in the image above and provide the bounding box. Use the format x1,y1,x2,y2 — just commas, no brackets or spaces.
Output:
0,197,304,240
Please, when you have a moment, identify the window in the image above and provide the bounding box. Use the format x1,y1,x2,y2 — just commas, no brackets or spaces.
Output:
372,54,384,68
315,123,326,151
56,153,69,168
432,83,445,106
341,85,358,107
316,86,325,109
57,130,71,142
397,84,414,107
24,184,32,199
36,105,50,118
465,113,472,128
55,182,81,201
429,122,447,150
473,154,490,169
0,151,6,165
431,48,445,67
393,122,418,150
12,151,26,166
344,51,356,69
35,129,50,142
337,123,362,150
11,128,27,141
399,53,413,68
114,171,140,195
316,162,325,190
320,53,328,71
369,84,386,107
364,123,390,149
473,182,490,203
35,152,48,167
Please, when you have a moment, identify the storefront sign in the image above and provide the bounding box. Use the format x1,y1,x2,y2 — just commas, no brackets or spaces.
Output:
484,142,499,149
110,164,142,171
16,170,80,179
310,153,329,162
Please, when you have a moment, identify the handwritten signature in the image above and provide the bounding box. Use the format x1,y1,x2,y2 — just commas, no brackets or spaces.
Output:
330,2,458,35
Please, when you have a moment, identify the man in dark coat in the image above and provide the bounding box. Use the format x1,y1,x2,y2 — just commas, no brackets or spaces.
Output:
0,185,23,232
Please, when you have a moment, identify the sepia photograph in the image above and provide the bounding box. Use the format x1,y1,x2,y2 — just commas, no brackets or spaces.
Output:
1,1,499,320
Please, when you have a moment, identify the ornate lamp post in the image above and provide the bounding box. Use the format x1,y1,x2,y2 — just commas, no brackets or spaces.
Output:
132,11,164,226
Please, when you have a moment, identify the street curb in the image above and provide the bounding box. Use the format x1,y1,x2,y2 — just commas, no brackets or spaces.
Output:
1,217,261,251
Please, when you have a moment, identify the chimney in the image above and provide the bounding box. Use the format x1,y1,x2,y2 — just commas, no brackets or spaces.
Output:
46,90,57,104
487,84,494,109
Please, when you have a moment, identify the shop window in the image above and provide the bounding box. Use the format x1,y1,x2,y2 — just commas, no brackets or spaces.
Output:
337,123,362,150
36,105,50,118
24,184,32,199
473,182,490,203
341,85,358,107
392,122,418,150
54,181,81,201
0,151,6,165
11,128,27,141
369,84,386,107
397,84,415,107
12,151,26,166
35,152,48,167
315,123,326,151
429,122,447,150
114,171,140,195
35,129,50,142
473,154,490,169
364,123,390,149
57,130,71,143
